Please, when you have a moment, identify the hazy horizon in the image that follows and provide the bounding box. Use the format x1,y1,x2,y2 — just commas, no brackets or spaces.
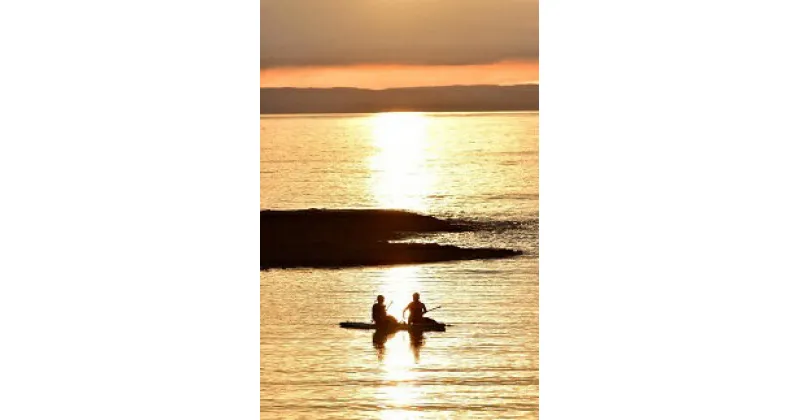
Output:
260,84,539,114
262,82,539,91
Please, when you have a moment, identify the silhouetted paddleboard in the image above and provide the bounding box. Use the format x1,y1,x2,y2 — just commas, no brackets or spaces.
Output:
339,322,446,332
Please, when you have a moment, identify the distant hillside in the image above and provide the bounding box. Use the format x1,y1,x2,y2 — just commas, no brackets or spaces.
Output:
260,84,538,114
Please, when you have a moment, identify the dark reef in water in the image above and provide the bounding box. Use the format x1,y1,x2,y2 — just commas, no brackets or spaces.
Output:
261,209,523,269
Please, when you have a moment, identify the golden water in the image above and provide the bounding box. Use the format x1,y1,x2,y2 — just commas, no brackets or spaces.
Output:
261,112,538,418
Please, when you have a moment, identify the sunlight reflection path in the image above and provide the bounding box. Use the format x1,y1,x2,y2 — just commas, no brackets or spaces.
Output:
376,266,421,321
373,266,433,417
369,112,435,212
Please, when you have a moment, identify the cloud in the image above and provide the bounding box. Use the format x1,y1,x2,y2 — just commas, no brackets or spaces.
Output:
261,0,538,68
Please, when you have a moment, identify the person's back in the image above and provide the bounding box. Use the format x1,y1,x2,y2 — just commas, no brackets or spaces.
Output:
406,300,426,323
372,302,386,324
372,295,397,327
403,293,428,324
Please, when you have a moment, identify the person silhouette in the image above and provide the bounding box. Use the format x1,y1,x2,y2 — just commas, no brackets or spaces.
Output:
403,292,430,325
371,295,398,328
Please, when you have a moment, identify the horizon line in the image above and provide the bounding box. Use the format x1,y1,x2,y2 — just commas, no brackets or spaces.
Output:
260,82,539,91
260,110,539,117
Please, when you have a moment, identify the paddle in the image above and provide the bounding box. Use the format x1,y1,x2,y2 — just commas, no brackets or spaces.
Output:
426,306,454,327
403,305,442,320
402,305,442,322
398,305,452,327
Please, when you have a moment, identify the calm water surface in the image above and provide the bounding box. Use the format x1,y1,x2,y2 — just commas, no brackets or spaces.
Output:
261,112,538,419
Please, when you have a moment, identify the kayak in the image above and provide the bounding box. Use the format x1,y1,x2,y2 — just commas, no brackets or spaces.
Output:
339,321,446,332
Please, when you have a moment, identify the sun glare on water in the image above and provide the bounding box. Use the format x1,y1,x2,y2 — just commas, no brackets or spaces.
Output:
372,266,428,415
369,112,435,212
376,265,423,321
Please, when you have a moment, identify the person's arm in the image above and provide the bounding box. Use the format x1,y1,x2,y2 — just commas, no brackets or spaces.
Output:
422,303,428,314
402,304,409,319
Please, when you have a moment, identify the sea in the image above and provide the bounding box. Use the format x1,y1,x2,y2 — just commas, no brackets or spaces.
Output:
261,112,539,419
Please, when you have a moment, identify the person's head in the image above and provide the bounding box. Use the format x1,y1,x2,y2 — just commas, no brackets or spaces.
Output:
412,292,420,302
377,295,385,303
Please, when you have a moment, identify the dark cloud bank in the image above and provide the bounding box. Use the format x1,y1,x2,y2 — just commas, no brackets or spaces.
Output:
261,0,539,68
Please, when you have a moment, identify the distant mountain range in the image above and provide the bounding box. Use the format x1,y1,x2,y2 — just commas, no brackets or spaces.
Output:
260,84,538,114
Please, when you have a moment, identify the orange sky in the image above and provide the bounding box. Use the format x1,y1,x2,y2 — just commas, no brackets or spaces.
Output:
260,60,539,89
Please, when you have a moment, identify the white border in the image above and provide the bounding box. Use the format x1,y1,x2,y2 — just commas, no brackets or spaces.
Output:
0,1,259,419
543,1,800,418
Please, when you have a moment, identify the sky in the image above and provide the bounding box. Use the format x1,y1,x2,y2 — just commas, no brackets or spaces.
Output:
261,0,538,89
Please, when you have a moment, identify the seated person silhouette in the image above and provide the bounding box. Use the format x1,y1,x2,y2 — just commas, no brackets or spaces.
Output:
371,295,398,328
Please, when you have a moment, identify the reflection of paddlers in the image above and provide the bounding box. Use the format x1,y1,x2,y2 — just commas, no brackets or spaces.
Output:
403,292,440,325
371,295,398,328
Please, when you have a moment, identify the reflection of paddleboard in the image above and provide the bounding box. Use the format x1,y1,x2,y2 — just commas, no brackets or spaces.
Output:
339,322,446,332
